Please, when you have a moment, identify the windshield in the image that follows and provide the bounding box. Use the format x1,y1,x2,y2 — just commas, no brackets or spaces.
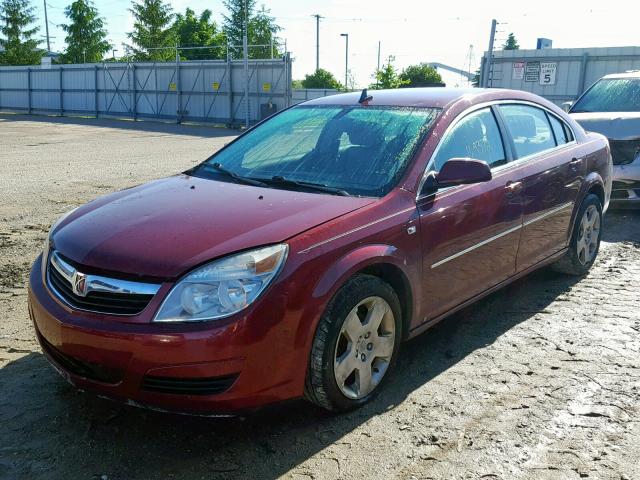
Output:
194,105,439,197
572,78,640,113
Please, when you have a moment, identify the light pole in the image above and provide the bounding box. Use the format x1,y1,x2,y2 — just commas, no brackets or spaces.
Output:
43,0,51,54
340,33,349,89
312,14,322,71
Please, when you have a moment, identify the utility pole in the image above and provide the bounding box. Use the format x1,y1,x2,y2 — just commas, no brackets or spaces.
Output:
377,41,381,71
312,14,322,71
466,44,475,87
243,0,250,128
340,33,349,90
43,0,51,54
482,19,497,88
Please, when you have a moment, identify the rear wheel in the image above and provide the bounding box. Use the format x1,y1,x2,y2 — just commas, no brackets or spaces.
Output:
551,193,602,275
305,275,402,411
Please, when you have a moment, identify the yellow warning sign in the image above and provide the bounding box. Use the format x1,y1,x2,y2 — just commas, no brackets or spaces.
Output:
212,82,220,90
262,83,271,93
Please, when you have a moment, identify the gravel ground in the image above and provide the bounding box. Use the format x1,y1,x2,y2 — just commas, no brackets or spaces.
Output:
1,114,639,480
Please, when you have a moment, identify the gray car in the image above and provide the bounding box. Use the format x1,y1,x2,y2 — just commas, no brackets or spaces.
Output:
568,71,640,207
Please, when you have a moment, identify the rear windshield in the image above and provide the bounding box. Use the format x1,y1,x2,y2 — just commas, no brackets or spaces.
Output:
196,105,439,197
572,78,640,113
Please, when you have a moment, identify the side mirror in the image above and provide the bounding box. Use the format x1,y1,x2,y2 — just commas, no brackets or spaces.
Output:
561,101,574,113
420,158,492,196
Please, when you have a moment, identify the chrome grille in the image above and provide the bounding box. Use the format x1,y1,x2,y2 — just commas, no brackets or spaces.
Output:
46,251,161,316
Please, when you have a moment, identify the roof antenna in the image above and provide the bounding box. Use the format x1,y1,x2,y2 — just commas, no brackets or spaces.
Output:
358,88,373,104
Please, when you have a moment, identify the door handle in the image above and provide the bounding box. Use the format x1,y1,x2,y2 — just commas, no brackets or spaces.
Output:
505,181,523,196
570,157,582,165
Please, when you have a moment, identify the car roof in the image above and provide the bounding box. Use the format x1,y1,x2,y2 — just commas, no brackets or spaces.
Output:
301,87,552,109
602,70,640,79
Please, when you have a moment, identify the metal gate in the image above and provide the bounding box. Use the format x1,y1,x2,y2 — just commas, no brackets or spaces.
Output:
0,55,292,126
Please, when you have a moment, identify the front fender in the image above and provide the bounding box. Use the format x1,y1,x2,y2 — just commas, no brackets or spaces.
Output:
294,243,418,351
311,244,407,299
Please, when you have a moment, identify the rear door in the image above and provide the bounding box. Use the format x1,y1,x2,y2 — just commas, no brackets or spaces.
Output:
418,107,524,321
496,104,584,271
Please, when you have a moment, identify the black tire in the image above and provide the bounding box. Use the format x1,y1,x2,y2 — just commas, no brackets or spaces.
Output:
551,193,603,275
304,274,402,412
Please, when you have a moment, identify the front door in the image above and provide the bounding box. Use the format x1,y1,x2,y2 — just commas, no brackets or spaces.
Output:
418,107,524,321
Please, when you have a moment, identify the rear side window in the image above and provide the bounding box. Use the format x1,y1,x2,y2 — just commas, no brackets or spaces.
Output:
499,104,556,158
548,114,569,145
431,108,506,171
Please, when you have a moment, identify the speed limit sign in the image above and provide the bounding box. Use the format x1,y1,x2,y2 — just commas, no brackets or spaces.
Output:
539,62,557,85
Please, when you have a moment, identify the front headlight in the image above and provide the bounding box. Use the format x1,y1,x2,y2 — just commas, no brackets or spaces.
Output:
154,244,288,322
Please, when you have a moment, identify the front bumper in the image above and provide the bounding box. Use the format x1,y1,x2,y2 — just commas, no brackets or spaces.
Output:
611,161,640,208
28,255,308,414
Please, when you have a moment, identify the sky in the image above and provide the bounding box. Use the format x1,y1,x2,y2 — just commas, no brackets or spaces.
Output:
35,0,640,88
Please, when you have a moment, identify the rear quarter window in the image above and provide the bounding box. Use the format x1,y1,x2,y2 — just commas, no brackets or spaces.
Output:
548,114,570,145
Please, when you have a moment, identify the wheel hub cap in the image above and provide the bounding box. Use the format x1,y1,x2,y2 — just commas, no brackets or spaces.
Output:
576,205,600,265
333,296,396,400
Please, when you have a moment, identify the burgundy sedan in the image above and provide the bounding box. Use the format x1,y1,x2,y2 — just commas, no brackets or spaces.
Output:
28,88,612,413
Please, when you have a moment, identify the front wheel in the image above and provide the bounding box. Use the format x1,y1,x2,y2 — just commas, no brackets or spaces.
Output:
551,193,603,275
304,275,402,412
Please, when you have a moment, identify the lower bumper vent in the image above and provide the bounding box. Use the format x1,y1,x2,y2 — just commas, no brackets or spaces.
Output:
39,334,124,384
141,374,238,396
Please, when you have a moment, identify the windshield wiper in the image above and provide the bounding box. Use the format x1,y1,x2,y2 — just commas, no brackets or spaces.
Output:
264,175,351,196
207,163,269,188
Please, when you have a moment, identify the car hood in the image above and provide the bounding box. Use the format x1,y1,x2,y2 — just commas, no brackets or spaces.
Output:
51,175,375,279
570,112,640,141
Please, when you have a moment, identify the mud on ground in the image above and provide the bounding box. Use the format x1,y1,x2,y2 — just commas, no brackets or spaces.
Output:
0,114,639,480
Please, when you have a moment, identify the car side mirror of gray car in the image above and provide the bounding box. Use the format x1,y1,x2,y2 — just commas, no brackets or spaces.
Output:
561,101,574,113
420,158,492,197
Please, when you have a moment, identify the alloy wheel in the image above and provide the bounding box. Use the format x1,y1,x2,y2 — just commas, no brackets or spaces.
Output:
333,296,396,399
576,204,600,265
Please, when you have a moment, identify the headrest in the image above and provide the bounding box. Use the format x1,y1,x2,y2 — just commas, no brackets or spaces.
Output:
507,114,537,138
342,119,382,147
447,116,484,147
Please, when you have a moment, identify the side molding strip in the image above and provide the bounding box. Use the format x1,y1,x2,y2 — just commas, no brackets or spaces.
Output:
431,224,523,269
431,202,574,269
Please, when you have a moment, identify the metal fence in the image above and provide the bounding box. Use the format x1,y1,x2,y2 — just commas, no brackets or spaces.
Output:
480,46,640,105
0,55,292,126
292,88,340,104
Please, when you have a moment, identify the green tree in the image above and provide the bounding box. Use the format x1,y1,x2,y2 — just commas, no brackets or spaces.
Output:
248,5,281,58
301,68,342,89
127,0,176,61
173,8,225,59
0,0,42,65
370,56,409,89
60,0,110,63
503,33,519,50
399,63,442,86
472,68,480,87
223,0,282,59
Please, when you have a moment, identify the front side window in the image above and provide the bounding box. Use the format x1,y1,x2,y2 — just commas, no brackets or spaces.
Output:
571,78,640,113
499,104,556,158
431,108,506,171
195,105,439,197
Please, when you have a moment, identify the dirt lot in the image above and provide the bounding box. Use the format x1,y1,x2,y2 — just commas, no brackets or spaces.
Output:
1,114,639,480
